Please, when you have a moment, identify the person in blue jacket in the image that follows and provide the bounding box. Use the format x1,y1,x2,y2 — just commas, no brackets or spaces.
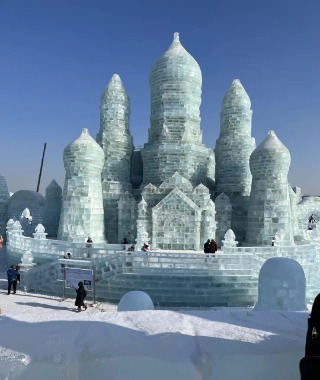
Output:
7,265,18,295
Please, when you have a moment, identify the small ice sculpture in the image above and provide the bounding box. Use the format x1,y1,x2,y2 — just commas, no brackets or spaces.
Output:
117,291,154,312
222,229,238,248
21,208,32,224
6,218,15,231
33,224,47,240
11,221,23,235
20,250,36,269
274,229,286,247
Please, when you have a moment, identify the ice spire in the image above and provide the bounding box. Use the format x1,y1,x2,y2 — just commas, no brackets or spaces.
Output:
96,74,134,243
215,79,256,244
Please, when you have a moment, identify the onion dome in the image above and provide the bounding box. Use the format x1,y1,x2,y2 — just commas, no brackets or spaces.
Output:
63,128,104,175
222,79,251,110
250,130,291,176
150,32,201,87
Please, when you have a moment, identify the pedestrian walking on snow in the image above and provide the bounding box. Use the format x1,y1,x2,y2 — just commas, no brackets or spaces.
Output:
75,281,87,312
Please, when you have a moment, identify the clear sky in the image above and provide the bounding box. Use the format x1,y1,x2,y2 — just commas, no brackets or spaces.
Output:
1,0,320,195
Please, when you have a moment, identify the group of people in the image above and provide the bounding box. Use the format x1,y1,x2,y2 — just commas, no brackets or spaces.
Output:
203,239,218,254
7,265,20,295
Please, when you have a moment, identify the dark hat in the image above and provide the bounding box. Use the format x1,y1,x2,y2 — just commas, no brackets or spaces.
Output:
78,281,84,287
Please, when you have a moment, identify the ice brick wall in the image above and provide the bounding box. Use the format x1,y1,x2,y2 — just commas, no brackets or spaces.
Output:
247,131,294,245
58,129,105,243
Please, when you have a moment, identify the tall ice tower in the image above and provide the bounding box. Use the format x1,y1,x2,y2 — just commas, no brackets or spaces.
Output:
246,131,293,246
215,79,256,243
141,32,214,187
96,74,134,243
58,129,105,243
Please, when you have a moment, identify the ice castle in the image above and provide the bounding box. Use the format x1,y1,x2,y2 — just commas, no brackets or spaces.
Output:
4,33,320,307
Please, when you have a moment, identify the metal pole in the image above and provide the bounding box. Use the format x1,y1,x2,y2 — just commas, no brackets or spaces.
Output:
62,266,66,301
36,142,47,192
93,269,96,305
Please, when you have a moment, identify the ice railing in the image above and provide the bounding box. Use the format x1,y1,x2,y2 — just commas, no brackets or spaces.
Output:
6,221,127,260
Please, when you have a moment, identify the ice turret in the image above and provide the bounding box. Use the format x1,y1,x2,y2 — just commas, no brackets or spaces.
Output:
96,74,134,243
43,179,62,238
246,131,293,245
141,33,214,188
215,79,256,243
58,128,105,243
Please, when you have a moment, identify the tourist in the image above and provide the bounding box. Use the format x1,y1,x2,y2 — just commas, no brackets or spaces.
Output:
64,252,72,259
271,237,275,246
141,243,150,252
128,245,135,251
7,265,18,295
86,237,93,244
75,281,87,312
0,235,3,249
300,293,320,379
203,239,210,253
210,239,218,254
305,293,320,356
122,237,129,244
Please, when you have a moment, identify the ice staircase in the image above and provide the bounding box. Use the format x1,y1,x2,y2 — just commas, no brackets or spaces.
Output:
95,252,259,307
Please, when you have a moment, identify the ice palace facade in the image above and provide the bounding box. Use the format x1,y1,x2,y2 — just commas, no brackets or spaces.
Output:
4,33,320,307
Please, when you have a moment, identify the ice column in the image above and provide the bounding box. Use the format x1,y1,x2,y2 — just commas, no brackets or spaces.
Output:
0,174,9,239
141,33,214,188
96,74,134,243
58,128,105,243
43,179,62,238
246,131,294,246
215,79,256,244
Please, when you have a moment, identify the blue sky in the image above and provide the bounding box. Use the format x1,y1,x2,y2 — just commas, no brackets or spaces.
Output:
1,0,320,195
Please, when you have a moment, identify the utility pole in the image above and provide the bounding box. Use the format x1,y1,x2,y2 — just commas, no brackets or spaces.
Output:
36,142,47,192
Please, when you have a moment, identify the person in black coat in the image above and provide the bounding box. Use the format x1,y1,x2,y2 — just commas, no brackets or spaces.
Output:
75,281,87,312
203,239,210,253
300,293,320,379
305,293,320,356
7,265,18,295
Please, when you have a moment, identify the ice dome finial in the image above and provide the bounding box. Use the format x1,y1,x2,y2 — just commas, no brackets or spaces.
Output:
81,128,89,135
173,32,180,42
112,73,121,81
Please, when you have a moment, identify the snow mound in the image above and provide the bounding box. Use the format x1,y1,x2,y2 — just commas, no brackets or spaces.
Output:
117,291,154,312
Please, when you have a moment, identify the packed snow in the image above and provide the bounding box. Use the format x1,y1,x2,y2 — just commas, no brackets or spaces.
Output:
0,248,310,380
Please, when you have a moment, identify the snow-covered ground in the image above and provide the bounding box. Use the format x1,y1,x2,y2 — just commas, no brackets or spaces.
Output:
0,248,309,380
